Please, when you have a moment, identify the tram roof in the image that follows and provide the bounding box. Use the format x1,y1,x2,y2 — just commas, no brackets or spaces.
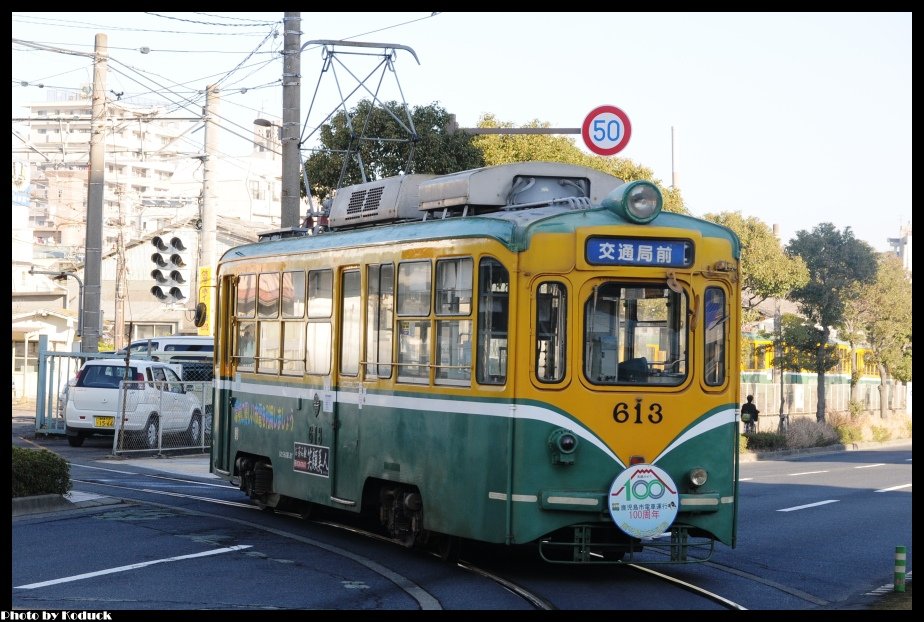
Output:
220,205,739,264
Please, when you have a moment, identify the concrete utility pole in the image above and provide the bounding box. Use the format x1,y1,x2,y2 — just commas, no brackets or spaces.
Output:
281,12,302,228
199,84,219,336
82,33,107,353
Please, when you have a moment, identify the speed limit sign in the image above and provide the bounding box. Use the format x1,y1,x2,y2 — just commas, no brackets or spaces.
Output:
582,105,632,156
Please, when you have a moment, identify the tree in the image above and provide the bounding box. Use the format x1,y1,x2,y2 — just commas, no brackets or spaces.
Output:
785,223,878,422
473,114,688,214
702,212,808,324
843,253,912,417
303,99,484,201
773,313,841,428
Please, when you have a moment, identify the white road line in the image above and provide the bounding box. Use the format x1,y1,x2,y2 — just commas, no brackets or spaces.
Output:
788,470,829,476
854,463,886,469
875,483,912,493
777,500,839,512
69,462,137,475
15,545,252,589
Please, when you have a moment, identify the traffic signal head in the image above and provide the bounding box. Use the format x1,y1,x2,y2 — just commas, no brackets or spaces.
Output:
150,234,192,303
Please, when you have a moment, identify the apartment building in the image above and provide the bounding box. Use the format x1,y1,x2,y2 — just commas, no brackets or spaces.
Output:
12,89,308,400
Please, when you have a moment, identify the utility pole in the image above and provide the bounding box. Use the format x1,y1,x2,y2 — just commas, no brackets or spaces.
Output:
281,12,302,228
199,84,218,336
82,33,107,353
114,192,126,350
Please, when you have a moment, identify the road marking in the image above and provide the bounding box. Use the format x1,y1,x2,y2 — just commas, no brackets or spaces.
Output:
15,545,252,589
788,470,829,476
70,462,137,475
777,500,839,512
875,483,912,493
855,463,886,469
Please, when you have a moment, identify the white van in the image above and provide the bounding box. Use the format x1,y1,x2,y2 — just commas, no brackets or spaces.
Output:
119,335,213,359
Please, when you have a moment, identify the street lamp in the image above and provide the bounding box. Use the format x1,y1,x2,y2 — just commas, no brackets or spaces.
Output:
28,266,85,340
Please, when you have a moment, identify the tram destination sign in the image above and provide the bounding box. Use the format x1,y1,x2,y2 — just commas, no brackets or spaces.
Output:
586,237,693,268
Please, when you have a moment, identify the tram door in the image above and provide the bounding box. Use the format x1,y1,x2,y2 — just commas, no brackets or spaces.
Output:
331,269,362,505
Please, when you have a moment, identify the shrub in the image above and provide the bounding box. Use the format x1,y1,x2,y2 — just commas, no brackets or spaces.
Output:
744,431,787,451
870,426,892,443
827,411,863,444
739,434,748,453
11,446,71,498
786,417,839,449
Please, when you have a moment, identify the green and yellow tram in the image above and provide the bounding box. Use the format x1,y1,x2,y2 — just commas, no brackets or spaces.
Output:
207,161,742,564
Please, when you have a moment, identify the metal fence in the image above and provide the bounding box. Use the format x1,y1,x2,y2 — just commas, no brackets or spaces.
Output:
110,380,212,455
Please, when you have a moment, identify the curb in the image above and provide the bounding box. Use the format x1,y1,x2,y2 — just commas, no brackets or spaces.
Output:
12,493,123,518
742,438,912,462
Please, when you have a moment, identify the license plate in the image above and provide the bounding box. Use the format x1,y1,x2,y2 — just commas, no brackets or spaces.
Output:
95,416,115,428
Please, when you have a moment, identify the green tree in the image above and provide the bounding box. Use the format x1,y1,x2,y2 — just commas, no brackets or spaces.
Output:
473,114,687,214
786,223,878,422
843,254,912,417
702,212,808,325
304,99,484,201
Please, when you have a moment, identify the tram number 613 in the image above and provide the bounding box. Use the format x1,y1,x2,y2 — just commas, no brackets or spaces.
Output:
613,400,663,424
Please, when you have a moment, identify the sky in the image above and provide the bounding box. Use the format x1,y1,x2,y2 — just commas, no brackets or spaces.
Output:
12,12,911,252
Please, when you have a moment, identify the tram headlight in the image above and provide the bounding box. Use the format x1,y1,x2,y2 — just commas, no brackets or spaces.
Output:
688,467,708,488
603,180,663,224
548,428,579,465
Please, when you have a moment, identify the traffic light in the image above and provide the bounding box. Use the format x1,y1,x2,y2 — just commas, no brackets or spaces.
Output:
150,234,192,303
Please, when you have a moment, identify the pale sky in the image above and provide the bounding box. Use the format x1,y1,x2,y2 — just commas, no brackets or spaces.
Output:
12,12,911,252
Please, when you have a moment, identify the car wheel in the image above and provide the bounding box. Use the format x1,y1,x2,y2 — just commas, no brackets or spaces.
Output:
187,413,202,446
143,416,159,450
67,433,85,448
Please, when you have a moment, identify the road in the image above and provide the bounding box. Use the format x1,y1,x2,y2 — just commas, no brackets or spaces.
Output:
10,401,912,610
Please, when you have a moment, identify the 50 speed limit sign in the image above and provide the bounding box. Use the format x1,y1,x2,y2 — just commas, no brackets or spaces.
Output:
582,105,632,156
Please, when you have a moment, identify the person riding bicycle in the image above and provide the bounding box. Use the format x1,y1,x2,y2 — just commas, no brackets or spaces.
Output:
741,394,759,433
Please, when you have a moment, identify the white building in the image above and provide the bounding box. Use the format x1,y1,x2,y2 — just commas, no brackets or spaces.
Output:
887,223,912,275
12,90,310,400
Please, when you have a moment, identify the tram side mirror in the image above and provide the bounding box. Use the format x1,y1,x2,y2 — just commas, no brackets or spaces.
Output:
193,302,207,327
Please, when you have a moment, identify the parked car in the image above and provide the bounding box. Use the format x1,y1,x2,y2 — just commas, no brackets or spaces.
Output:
64,359,204,449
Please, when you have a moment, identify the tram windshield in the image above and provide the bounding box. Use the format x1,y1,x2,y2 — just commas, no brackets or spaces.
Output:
583,282,687,386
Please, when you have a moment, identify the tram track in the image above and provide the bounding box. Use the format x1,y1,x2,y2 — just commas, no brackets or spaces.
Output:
69,473,748,610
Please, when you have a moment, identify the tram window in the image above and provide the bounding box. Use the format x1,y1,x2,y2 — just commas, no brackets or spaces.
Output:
258,273,280,319
477,258,509,385
258,321,280,374
308,269,333,318
366,263,394,378
282,270,305,318
397,261,431,316
282,321,305,375
535,282,567,383
236,274,256,318
340,270,361,376
435,258,473,315
704,287,727,386
583,282,687,386
397,320,430,383
306,322,331,375
236,321,256,371
436,320,472,385
307,268,333,376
